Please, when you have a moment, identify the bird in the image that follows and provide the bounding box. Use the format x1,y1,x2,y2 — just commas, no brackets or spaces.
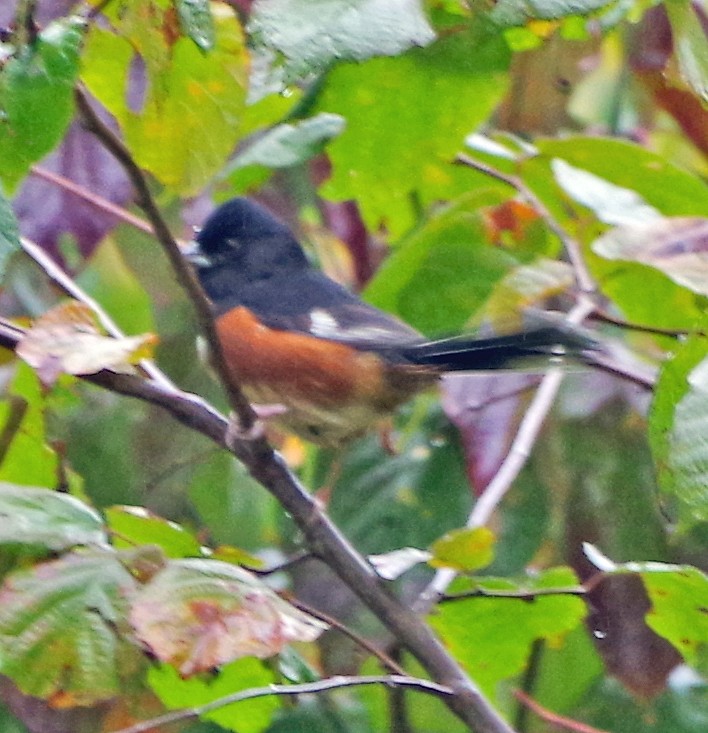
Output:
185,197,597,447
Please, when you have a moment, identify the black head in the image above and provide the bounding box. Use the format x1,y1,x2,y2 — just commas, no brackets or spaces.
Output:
187,198,310,309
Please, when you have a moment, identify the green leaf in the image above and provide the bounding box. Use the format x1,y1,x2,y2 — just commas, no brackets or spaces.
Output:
0,17,83,192
176,0,215,52
0,550,140,704
318,23,511,234
130,559,326,675
0,484,106,550
649,334,708,527
535,137,708,218
81,6,248,194
148,657,279,733
643,566,708,670
0,364,64,489
105,505,202,558
229,113,345,171
665,0,708,102
364,194,518,334
248,0,435,80
560,401,668,562
0,190,20,280
551,158,661,226
429,567,586,695
429,526,496,571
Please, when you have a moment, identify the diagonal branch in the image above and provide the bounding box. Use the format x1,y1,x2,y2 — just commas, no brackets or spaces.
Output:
13,124,656,732
73,86,257,431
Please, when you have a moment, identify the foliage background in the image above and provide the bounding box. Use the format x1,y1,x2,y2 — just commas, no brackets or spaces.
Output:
0,0,706,732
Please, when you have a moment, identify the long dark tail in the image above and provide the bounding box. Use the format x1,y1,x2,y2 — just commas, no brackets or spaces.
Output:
402,324,599,372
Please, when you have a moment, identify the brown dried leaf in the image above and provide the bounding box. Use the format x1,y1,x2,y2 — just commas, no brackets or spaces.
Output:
16,302,157,385
130,559,327,676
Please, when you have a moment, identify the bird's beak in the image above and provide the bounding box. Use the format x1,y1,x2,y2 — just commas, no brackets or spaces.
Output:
181,239,211,268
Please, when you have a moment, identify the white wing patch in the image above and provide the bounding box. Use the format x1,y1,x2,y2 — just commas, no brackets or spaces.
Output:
308,308,406,343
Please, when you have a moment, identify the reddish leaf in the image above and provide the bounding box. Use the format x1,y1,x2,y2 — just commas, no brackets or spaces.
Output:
130,559,326,676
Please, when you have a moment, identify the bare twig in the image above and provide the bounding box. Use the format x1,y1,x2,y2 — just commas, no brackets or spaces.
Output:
248,549,313,576
440,572,606,604
73,86,257,430
513,689,610,733
19,236,174,389
288,596,407,675
440,585,587,603
590,309,689,339
108,675,454,733
29,165,153,235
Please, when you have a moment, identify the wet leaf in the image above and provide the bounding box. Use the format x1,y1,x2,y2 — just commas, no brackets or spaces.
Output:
552,158,661,226
249,0,435,80
0,17,83,191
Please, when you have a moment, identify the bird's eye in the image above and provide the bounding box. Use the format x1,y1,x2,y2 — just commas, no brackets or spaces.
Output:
226,237,241,250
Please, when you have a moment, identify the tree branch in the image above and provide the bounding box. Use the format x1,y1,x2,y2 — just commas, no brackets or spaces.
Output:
109,675,454,733
29,165,153,235
0,321,515,732
287,595,407,675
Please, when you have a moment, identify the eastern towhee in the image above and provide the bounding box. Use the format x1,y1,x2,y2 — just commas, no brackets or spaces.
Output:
185,198,597,446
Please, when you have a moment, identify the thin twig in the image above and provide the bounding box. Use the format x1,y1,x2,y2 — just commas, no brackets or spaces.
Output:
73,86,256,430
440,585,588,603
590,309,689,339
415,299,595,613
440,571,606,604
19,237,174,389
29,165,153,235
248,549,313,576
455,153,596,295
513,689,610,733
287,596,407,675
108,675,453,733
